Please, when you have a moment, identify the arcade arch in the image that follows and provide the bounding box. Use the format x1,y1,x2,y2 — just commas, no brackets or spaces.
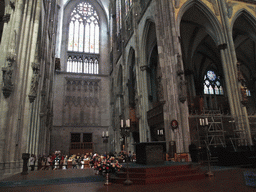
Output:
180,4,227,114
232,11,256,115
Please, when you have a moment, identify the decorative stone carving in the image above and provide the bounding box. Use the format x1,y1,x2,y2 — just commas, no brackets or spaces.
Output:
2,14,11,23
10,1,15,10
226,2,237,19
2,52,16,98
207,0,220,16
247,6,256,14
2,31,17,98
40,85,47,116
28,62,40,103
29,43,40,103
237,62,248,105
176,53,187,103
174,0,180,9
63,79,101,126
179,80,187,103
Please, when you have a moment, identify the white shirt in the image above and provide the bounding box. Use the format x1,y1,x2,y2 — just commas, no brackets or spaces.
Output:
29,157,35,166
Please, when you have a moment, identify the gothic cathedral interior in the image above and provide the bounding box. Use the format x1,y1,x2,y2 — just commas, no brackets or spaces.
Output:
0,0,256,179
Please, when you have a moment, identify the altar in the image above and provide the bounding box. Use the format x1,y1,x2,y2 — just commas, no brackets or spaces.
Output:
136,142,166,165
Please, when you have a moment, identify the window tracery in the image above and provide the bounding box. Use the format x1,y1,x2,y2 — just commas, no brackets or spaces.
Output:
67,2,99,74
203,70,224,95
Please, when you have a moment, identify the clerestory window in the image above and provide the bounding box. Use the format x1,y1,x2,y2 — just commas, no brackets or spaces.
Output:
67,2,99,74
116,0,122,34
125,0,133,15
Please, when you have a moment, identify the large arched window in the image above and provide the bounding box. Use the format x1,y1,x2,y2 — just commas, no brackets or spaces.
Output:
67,2,99,74
204,70,224,95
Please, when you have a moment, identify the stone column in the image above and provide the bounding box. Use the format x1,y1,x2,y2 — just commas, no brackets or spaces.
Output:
218,0,252,145
0,0,32,176
133,0,149,143
154,0,190,153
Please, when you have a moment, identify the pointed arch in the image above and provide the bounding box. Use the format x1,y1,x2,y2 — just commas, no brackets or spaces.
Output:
177,0,224,45
231,8,256,30
127,47,136,67
117,64,123,95
231,9,256,41
127,47,136,107
61,0,109,73
142,19,157,65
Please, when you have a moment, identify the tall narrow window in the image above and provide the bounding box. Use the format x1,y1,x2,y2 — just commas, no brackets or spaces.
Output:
204,70,224,95
116,0,122,34
125,0,133,15
67,2,100,74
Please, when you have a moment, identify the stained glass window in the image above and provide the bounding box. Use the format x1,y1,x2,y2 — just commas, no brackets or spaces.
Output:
68,2,99,53
246,89,251,96
125,0,133,15
67,2,100,74
125,0,129,15
204,70,224,95
66,56,99,74
116,0,122,34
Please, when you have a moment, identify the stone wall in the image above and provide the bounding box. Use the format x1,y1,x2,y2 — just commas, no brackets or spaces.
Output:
0,0,58,179
52,0,111,155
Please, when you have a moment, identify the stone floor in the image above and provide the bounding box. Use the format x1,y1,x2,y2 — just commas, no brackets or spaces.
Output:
0,164,255,192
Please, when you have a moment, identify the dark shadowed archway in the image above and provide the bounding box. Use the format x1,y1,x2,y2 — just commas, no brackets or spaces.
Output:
0,0,5,43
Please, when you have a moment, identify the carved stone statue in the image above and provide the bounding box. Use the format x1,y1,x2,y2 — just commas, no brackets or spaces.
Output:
226,2,237,19
2,54,15,98
174,0,180,9
28,62,40,103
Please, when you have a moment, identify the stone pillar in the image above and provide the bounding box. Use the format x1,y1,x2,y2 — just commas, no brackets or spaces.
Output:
218,0,252,145
154,0,190,153
133,0,149,143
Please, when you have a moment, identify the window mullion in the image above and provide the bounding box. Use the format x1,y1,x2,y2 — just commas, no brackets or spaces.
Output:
93,59,95,74
78,20,80,52
72,21,75,51
89,23,91,53
94,24,96,54
83,21,86,53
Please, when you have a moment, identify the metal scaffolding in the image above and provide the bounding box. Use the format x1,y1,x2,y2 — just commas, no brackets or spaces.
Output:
198,109,226,147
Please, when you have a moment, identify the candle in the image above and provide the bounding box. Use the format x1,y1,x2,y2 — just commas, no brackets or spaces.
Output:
200,119,202,126
106,131,108,137
205,118,208,125
126,119,130,127
102,131,104,137
202,119,205,126
121,119,123,127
